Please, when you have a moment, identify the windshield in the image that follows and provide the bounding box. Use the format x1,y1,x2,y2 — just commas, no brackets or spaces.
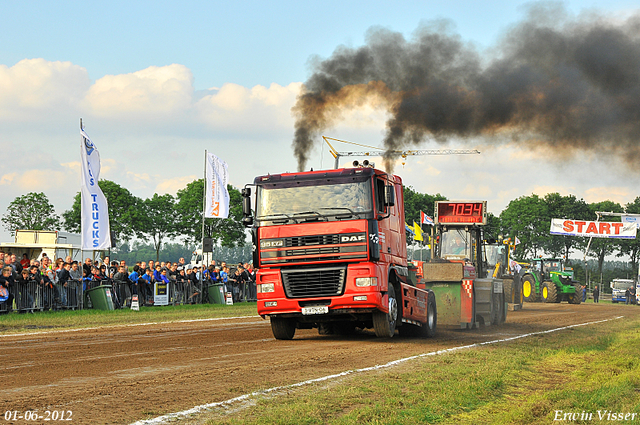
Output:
612,280,634,290
543,261,561,272
441,229,470,258
484,245,505,268
256,180,373,220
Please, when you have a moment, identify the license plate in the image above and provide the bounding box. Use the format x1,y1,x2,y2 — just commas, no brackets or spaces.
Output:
302,306,329,315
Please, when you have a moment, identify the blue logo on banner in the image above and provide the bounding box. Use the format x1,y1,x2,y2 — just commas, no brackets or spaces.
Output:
84,138,95,156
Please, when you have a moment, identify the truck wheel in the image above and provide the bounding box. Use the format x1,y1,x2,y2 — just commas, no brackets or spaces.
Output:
541,281,558,303
522,275,538,302
423,291,437,337
373,284,397,338
569,283,582,304
271,316,296,340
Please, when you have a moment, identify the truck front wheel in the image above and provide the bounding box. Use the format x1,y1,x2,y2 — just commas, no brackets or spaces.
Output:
423,291,437,337
270,316,296,340
373,285,397,338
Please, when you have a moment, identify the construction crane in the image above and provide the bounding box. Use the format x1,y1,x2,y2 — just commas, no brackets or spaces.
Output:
323,136,481,169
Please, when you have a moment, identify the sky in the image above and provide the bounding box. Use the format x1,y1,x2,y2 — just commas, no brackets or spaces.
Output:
1,0,639,246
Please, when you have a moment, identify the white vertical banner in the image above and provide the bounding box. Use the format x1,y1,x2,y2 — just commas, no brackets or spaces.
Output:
205,152,230,218
80,129,111,250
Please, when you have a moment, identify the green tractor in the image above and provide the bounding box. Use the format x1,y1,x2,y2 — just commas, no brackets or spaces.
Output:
521,258,582,304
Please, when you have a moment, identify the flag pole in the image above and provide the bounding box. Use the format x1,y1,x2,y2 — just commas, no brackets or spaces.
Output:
202,150,207,255
200,150,207,299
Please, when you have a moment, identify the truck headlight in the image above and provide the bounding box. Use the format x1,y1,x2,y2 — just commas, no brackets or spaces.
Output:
257,283,275,293
355,277,377,287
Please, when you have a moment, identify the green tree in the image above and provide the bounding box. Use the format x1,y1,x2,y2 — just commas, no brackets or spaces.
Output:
543,193,591,259
402,185,447,224
484,212,501,241
174,179,246,248
63,180,142,244
587,200,624,279
402,185,446,247
500,194,549,259
618,197,640,276
136,194,179,262
1,192,61,235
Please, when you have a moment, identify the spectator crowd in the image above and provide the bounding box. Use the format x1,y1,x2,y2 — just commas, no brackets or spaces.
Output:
0,249,256,313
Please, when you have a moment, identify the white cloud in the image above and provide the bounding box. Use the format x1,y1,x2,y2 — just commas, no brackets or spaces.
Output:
14,168,75,192
0,173,16,185
195,82,301,132
85,64,194,118
0,58,89,120
155,175,199,195
584,187,633,205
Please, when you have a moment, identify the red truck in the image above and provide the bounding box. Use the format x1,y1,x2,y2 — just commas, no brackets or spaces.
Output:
241,164,436,339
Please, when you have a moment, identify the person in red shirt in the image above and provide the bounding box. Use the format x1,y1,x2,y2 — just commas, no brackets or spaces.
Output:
20,253,30,269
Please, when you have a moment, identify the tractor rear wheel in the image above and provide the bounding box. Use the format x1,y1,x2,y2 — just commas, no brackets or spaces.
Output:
541,281,558,303
569,282,583,304
522,275,538,302
373,284,398,338
503,279,513,304
271,316,296,340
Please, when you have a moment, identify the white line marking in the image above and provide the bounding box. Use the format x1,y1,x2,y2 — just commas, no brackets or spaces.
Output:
130,316,624,425
0,315,260,338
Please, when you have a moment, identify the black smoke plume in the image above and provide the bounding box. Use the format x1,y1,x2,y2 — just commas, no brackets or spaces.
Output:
292,4,640,172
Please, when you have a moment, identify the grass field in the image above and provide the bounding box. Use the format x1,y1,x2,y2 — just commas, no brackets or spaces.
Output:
0,303,259,333
198,316,640,425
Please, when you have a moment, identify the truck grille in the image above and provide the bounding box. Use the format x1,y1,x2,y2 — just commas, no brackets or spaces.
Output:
285,234,340,247
260,232,367,265
281,266,346,298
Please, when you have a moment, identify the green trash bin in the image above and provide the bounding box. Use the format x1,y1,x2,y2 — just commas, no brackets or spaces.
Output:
86,285,115,310
207,283,225,304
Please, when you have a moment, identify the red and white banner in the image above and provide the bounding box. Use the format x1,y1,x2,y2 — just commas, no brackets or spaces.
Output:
550,218,637,239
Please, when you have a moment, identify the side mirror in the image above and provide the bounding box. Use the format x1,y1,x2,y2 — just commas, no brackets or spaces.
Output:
384,185,395,206
242,187,253,227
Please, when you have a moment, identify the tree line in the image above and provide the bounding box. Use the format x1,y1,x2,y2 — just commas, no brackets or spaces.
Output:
3,183,639,278
1,179,246,262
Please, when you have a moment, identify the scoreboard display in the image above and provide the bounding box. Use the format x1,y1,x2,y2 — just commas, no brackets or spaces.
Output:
435,201,487,225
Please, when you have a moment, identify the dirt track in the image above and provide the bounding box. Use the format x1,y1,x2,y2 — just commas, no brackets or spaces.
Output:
1,303,638,424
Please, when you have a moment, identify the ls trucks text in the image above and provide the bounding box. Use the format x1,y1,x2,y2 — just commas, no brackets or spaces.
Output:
241,165,436,339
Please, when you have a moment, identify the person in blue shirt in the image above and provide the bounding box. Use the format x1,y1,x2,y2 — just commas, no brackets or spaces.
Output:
138,268,154,305
153,265,163,283
128,265,142,297
220,266,229,294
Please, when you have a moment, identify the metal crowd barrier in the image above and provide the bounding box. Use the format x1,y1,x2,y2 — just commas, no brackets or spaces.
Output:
169,280,202,305
0,277,256,314
11,279,81,312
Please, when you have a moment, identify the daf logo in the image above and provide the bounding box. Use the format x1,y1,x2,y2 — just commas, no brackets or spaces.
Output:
341,235,365,242
261,240,283,248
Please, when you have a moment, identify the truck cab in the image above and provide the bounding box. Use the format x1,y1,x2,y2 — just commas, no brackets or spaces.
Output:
610,278,635,303
242,166,436,339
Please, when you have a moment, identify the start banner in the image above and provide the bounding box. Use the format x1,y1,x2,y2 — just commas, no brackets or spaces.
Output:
550,218,637,239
